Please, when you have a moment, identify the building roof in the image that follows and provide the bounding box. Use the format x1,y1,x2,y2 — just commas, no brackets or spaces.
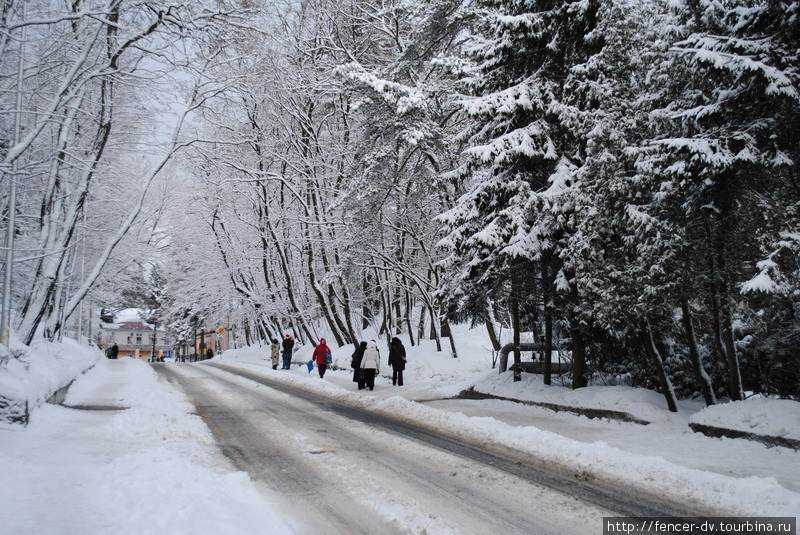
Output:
116,321,153,331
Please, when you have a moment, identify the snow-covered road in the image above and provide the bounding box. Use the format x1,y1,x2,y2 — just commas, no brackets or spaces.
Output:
3,342,798,535
155,362,693,534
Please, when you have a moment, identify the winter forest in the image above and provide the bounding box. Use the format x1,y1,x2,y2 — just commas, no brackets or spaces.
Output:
1,0,798,410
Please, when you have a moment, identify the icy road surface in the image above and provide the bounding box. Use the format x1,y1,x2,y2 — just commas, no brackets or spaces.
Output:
154,363,693,535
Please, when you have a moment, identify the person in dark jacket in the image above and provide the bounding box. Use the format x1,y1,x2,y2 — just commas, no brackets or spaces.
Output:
388,337,406,386
351,341,367,390
281,334,295,369
110,343,119,359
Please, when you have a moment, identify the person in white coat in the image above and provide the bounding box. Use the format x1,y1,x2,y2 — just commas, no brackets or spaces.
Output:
359,340,381,391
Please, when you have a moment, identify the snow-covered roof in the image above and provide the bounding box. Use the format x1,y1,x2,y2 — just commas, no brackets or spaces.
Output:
98,320,153,331
99,309,155,331
117,321,153,331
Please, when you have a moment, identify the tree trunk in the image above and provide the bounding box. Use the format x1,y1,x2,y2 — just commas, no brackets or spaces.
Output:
265,217,315,342
379,268,392,336
440,316,450,337
642,321,679,412
705,220,726,360
338,284,359,345
542,259,553,386
304,237,344,346
484,311,501,352
544,308,553,386
680,298,715,406
570,323,587,389
417,305,427,342
394,286,403,335
720,305,744,401
429,304,442,351
361,272,369,329
326,283,352,345
405,289,415,346
511,297,521,382
715,235,744,402
443,317,458,358
566,272,588,389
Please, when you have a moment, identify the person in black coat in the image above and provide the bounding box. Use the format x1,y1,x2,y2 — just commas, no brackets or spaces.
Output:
388,337,406,386
351,341,367,390
281,334,295,369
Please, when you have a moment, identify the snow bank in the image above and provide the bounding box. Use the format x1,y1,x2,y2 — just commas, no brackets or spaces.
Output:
365,395,800,518
690,397,800,441
0,336,99,424
472,371,707,425
0,357,295,535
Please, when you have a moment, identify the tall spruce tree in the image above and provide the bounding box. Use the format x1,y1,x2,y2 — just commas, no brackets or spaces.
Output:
559,0,683,410
438,0,605,386
636,0,800,401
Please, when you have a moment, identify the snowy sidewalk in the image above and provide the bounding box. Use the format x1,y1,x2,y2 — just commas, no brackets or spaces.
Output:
0,357,296,535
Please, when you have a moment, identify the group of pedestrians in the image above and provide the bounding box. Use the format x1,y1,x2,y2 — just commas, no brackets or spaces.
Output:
104,343,119,359
270,333,408,391
350,337,406,391
270,334,296,370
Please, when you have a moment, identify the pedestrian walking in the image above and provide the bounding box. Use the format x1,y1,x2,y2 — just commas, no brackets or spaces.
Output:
281,334,295,369
312,337,332,379
351,341,367,390
111,343,119,359
359,340,380,391
270,338,280,370
388,337,406,386
206,347,214,360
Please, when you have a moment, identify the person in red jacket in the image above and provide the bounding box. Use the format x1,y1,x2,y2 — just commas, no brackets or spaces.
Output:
312,337,332,378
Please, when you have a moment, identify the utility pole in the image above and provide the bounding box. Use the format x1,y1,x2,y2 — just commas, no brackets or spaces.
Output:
1,3,26,346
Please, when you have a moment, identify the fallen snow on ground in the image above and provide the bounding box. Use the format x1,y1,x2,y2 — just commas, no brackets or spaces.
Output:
471,370,706,424
689,396,800,441
218,348,800,519
2,325,799,535
0,334,97,418
0,356,294,535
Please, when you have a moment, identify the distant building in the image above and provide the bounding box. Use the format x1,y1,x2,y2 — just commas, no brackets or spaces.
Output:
193,323,231,356
96,315,173,360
